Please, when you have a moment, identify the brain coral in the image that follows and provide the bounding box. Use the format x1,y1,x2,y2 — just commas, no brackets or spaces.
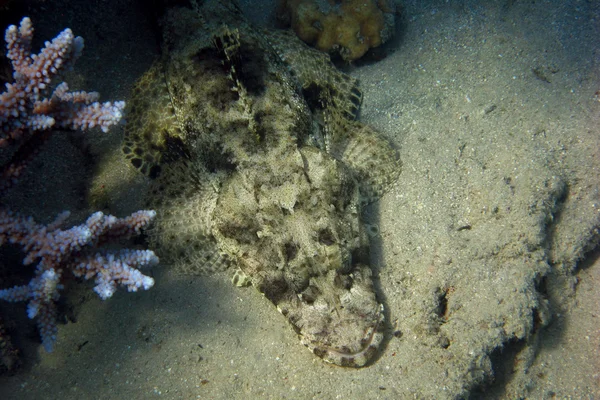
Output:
278,0,397,61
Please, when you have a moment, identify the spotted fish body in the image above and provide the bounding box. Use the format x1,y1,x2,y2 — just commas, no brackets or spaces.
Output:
123,0,399,367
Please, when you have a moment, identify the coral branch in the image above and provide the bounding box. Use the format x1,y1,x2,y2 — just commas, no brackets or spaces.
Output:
0,17,125,147
0,209,158,352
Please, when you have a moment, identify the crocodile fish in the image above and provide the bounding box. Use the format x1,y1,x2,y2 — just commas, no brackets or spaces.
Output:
122,0,400,367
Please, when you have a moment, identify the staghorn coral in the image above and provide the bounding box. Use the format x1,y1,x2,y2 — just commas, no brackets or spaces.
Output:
278,0,397,61
0,17,157,355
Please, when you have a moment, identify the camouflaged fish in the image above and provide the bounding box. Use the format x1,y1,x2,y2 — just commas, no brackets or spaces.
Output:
122,0,400,367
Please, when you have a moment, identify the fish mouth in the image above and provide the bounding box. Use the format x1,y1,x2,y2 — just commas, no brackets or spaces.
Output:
302,303,384,368
276,264,385,367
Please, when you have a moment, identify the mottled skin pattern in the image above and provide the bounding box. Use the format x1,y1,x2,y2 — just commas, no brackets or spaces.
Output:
123,0,399,367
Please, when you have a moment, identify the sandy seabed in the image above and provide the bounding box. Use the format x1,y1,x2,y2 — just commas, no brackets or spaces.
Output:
0,0,598,398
